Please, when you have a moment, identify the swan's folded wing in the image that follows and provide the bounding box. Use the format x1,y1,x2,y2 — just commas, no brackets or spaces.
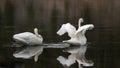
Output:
13,32,35,44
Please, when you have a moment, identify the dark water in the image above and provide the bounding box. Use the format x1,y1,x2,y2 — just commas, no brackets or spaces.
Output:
0,26,120,68
0,0,120,68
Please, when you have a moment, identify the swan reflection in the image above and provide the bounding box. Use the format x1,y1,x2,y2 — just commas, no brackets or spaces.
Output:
57,18,94,45
13,43,70,62
57,45,94,68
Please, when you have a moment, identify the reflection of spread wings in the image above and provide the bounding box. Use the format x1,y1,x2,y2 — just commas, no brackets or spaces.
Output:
57,23,76,38
57,45,94,68
57,55,76,67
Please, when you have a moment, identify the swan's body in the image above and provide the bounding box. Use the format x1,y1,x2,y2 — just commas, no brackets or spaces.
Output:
57,45,94,68
13,28,43,45
57,18,94,45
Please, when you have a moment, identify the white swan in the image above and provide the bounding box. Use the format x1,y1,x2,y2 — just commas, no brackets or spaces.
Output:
13,28,43,45
57,45,94,68
57,18,94,45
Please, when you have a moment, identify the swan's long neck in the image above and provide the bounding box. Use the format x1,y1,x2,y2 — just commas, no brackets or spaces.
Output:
34,28,39,36
78,18,83,28
34,28,43,42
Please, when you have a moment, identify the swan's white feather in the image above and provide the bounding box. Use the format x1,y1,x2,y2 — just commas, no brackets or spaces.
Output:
13,28,43,45
57,18,94,45
57,24,67,36
13,46,44,61
57,23,76,38
57,55,76,67
65,23,76,37
57,45,94,68
75,24,94,35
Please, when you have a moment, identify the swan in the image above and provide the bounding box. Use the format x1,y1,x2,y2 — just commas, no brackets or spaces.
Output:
57,18,94,45
13,28,43,45
57,45,94,68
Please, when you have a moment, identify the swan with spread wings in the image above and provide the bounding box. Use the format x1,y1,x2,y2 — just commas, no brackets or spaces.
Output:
57,18,94,45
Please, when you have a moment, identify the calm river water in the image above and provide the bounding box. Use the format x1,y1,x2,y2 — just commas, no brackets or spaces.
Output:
0,25,120,68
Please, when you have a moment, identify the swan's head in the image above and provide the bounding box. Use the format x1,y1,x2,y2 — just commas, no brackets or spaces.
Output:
78,18,84,27
34,28,43,42
34,28,39,35
79,18,84,23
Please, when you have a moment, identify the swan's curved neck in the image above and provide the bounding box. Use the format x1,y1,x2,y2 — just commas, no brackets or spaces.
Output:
34,28,39,36
78,18,83,28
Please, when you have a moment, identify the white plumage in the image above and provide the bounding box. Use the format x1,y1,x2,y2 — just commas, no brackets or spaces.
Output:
57,55,76,67
57,45,94,68
57,18,94,45
13,46,44,62
13,43,70,62
13,28,43,45
57,23,76,38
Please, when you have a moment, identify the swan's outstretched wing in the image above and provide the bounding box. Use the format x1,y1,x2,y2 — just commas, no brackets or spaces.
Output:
75,24,94,35
57,24,66,36
65,23,76,37
57,23,76,37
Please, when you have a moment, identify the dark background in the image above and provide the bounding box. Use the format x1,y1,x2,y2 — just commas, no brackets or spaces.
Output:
0,0,120,68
